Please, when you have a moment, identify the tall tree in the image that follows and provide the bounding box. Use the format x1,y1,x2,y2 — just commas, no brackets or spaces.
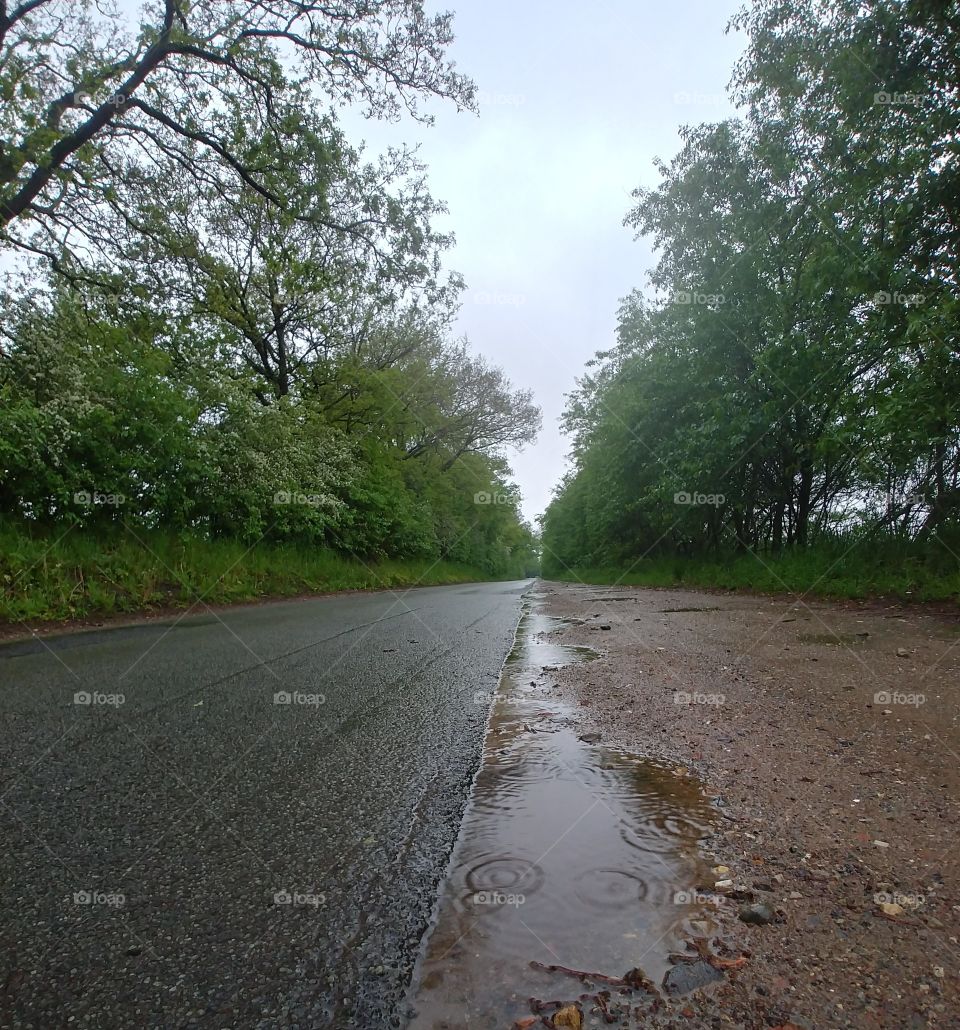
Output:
0,0,474,256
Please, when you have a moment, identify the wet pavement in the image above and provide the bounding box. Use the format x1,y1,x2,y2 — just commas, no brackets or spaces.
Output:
407,595,718,1028
0,580,530,1028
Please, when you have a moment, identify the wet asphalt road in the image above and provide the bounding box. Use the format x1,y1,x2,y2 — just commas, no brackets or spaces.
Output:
0,580,530,1028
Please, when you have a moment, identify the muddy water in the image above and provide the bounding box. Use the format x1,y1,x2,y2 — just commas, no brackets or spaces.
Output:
406,601,718,1029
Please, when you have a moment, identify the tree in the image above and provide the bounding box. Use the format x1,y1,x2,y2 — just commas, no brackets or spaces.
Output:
0,1,544,586
111,105,460,404
732,0,960,536
544,0,960,573
0,0,474,257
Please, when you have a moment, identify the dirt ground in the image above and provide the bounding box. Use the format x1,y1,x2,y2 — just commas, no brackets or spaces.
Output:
537,579,960,1030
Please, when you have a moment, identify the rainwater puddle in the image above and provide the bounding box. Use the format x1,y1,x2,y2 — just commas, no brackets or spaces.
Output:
406,599,719,1028
797,631,870,646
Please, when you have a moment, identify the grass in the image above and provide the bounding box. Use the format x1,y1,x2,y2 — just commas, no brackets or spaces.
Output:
0,520,510,624
545,539,960,604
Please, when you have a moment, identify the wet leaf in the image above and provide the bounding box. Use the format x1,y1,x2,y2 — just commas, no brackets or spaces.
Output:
552,1004,583,1028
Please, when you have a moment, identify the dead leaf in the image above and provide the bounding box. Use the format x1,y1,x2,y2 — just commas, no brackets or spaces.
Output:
553,1005,582,1029
709,955,748,971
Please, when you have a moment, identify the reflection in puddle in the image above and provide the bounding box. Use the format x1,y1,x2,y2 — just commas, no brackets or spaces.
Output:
407,601,718,1028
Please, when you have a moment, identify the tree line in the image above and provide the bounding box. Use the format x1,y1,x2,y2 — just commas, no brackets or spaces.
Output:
0,1,540,580
543,0,960,583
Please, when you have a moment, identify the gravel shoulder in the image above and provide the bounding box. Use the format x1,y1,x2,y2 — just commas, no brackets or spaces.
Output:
538,579,960,1029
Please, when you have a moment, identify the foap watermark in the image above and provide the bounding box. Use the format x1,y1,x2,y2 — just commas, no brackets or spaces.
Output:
273,490,327,508
273,889,325,908
671,289,725,306
471,890,525,908
873,90,923,106
886,489,925,509
73,889,125,908
672,888,712,905
74,690,125,707
472,290,526,307
674,490,725,508
74,90,127,109
874,890,925,909
874,290,925,307
476,89,525,107
274,690,325,706
473,690,524,706
673,90,726,106
74,490,124,508
874,690,925,707
474,491,510,505
674,691,725,707
269,287,308,306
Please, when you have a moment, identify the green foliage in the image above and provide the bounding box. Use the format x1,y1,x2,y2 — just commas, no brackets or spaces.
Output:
0,518,517,623
0,3,539,626
0,285,537,624
1,1,474,240
543,0,959,601
546,534,960,604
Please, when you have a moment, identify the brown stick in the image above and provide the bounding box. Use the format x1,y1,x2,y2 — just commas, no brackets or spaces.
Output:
529,961,625,986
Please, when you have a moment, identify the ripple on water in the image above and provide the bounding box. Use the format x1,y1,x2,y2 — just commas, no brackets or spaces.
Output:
572,866,650,910
462,853,547,898
406,598,718,1028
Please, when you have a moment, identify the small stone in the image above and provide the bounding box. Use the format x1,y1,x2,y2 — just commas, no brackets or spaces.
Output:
738,902,777,925
663,960,724,996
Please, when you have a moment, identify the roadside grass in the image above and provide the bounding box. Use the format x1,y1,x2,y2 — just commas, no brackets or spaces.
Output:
545,540,960,604
0,520,509,623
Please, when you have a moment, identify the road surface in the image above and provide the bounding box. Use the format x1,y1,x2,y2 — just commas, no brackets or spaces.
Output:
0,580,530,1028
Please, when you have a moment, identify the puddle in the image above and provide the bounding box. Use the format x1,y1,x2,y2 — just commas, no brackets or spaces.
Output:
797,631,871,645
406,599,718,1028
659,607,721,614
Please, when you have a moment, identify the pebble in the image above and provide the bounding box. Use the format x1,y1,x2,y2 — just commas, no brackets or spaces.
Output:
738,902,777,925
663,960,724,995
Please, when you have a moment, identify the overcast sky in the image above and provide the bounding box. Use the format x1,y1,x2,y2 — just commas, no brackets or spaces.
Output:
338,0,745,524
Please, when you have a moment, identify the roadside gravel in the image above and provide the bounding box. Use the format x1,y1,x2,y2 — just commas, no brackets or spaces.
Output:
537,579,960,1029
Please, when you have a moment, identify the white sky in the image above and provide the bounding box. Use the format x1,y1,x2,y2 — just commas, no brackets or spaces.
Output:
337,0,745,524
